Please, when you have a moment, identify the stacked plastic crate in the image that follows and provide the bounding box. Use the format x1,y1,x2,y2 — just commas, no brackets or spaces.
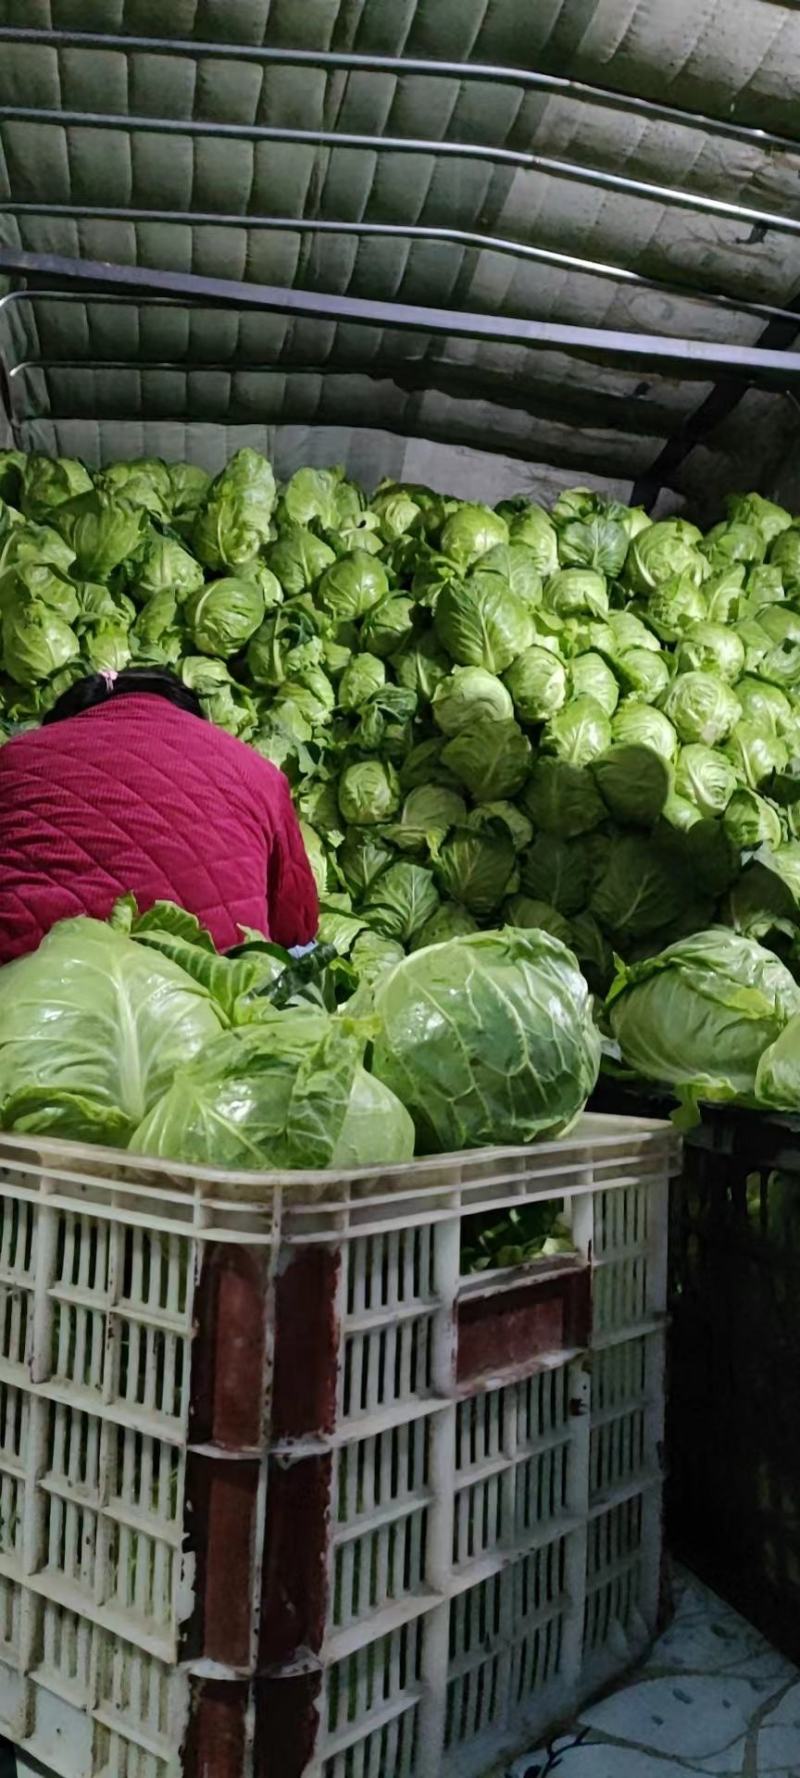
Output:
0,1117,674,1778
263,1121,672,1778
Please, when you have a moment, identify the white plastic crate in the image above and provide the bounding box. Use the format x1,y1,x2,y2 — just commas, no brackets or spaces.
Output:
0,1135,282,1778
273,1115,674,1778
0,1114,675,1778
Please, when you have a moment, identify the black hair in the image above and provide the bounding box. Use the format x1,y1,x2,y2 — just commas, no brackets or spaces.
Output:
41,666,206,726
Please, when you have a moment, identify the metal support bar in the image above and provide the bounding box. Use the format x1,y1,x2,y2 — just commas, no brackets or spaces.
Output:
3,206,798,329
631,301,800,505
1,246,799,384
0,26,795,155
2,106,799,237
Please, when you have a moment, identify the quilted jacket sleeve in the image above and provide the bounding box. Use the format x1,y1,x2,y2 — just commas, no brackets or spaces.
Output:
265,769,319,948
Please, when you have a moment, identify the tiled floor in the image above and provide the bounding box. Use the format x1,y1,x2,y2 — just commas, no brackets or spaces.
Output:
506,1571,800,1778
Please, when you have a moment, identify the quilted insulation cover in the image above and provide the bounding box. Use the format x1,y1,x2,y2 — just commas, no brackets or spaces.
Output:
0,0,798,507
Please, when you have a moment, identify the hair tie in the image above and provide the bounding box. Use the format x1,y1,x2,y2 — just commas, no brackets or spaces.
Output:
101,670,119,691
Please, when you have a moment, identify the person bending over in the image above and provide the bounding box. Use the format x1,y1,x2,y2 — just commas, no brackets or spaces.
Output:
0,666,318,964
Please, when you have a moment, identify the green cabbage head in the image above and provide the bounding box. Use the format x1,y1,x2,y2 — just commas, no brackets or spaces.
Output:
0,918,223,1143
192,448,277,570
435,572,533,673
608,928,800,1105
369,928,601,1152
439,503,509,569
186,577,266,656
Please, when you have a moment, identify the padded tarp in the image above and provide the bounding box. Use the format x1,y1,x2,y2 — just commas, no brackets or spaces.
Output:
0,0,799,505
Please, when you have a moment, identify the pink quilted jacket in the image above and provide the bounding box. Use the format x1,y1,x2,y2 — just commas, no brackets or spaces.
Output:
0,694,319,963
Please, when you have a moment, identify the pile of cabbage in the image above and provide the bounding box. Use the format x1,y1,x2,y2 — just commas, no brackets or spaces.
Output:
3,448,800,994
0,902,600,1166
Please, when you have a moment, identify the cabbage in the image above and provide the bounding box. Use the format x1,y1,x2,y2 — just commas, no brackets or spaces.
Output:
133,1011,367,1169
705,564,746,624
338,760,401,826
702,519,765,571
441,717,532,802
434,572,533,673
607,611,661,654
20,454,93,522
769,526,800,594
6,561,80,623
52,490,148,580
465,801,533,851
608,929,800,1102
368,929,601,1152
439,504,509,569
522,758,606,838
661,673,741,747
674,745,737,818
611,700,678,761
192,448,277,570
2,601,80,684
723,789,783,851
385,785,467,852
592,744,671,826
371,488,422,543
557,513,628,578
616,647,671,703
349,929,406,987
643,574,708,642
623,519,706,595
267,526,336,593
362,862,440,942
727,492,792,545
661,792,700,832
319,550,389,622
506,505,559,575
520,834,589,916
131,532,205,603
502,647,567,722
730,678,792,736
744,563,784,608
544,567,608,622
479,543,542,607
569,652,620,716
725,721,788,790
168,463,212,531
186,577,266,657
543,695,612,766
361,596,415,658
338,653,386,711
0,918,222,1142
337,831,392,899
410,903,478,950
676,622,745,684
432,665,514,734
501,895,573,946
431,824,515,915
590,832,688,940
130,590,182,665
95,457,174,521
394,631,450,699
280,466,356,532
330,1068,415,1167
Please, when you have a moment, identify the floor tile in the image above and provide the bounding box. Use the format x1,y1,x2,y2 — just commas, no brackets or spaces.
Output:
505,1570,800,1778
581,1674,760,1760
